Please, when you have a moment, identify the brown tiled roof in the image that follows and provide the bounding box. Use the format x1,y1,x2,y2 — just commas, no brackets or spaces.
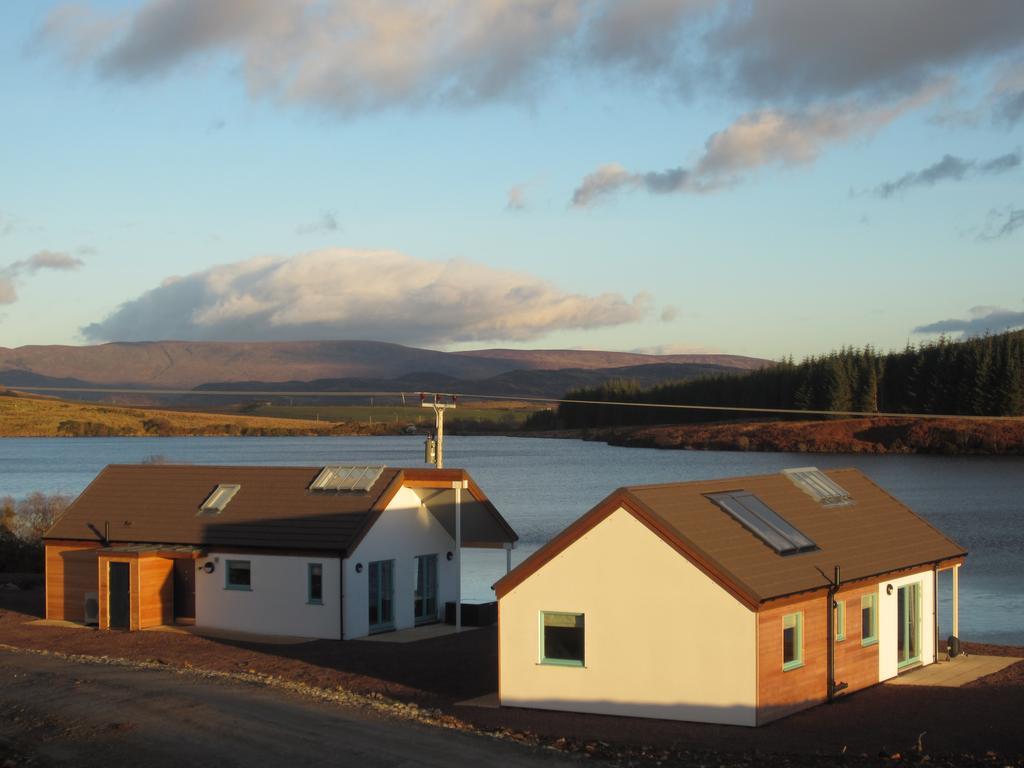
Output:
494,469,965,606
45,465,515,554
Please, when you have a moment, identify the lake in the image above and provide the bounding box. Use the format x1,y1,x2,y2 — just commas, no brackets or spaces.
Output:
1,435,1021,644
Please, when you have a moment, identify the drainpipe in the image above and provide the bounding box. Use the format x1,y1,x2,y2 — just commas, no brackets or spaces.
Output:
933,564,939,661
828,565,848,702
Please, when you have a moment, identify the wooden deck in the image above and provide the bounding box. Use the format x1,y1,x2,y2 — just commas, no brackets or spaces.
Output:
886,655,1020,688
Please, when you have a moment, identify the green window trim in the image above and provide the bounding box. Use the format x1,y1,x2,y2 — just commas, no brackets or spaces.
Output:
225,559,252,591
783,611,804,671
835,599,846,641
539,611,585,667
861,593,878,646
307,562,323,605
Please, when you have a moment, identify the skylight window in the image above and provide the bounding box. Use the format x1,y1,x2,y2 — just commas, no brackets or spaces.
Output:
782,467,852,507
310,465,385,492
706,491,817,555
198,484,240,515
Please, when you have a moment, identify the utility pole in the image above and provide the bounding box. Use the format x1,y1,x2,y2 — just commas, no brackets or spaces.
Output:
421,393,456,468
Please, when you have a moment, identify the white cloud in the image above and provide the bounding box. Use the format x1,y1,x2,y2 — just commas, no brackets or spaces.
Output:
82,248,652,344
914,305,1024,337
37,1,1023,115
0,250,84,305
571,83,948,206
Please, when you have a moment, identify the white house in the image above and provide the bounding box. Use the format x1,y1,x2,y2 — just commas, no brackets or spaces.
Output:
494,468,965,726
44,464,517,640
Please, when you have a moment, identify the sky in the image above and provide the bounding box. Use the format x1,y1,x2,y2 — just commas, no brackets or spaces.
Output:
1,0,1023,361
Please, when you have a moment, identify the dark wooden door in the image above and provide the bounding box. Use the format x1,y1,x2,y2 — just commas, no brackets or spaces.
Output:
173,560,196,620
108,562,130,630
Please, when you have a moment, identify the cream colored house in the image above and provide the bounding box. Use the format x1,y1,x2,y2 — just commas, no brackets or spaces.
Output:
494,468,965,726
45,464,516,640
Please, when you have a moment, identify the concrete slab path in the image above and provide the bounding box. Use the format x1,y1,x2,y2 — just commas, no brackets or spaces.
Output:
886,655,1020,688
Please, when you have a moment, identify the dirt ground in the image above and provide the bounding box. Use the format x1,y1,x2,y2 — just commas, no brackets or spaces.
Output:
2,586,1022,766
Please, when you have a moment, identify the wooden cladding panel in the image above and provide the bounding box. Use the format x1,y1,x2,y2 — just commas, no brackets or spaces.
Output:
45,544,100,622
833,583,880,695
138,556,174,629
757,592,828,725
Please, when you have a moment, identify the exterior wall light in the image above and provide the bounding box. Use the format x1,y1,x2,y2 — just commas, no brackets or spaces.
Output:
202,562,215,574
355,563,363,573
446,551,454,561
886,583,893,595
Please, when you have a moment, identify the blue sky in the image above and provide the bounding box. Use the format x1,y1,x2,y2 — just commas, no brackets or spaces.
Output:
2,0,1023,360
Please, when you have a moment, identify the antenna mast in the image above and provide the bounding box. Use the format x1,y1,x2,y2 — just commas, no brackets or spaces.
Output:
421,393,456,468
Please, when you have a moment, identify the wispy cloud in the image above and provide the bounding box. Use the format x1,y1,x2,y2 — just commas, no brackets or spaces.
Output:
913,305,1024,337
506,183,529,211
82,248,653,345
873,151,1021,199
572,84,946,206
978,207,1024,241
295,210,340,235
0,250,85,305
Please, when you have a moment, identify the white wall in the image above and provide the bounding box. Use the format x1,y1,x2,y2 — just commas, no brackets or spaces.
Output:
499,507,758,726
878,568,936,681
342,486,457,640
195,553,341,640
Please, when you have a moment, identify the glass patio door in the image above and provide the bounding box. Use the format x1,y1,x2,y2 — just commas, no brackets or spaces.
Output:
368,559,394,632
414,554,438,625
897,582,922,668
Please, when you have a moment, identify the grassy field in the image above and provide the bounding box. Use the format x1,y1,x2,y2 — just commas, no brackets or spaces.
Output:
0,391,360,437
242,402,537,428
0,391,541,437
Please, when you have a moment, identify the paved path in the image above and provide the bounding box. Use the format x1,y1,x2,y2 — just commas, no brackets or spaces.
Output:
886,655,1020,688
0,650,582,768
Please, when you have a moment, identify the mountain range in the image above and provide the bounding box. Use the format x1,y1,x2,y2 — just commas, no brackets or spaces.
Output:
0,340,769,402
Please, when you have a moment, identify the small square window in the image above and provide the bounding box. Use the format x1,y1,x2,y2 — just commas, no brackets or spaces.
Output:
540,612,584,667
308,563,323,604
225,560,251,590
835,599,846,642
861,593,878,646
783,612,803,671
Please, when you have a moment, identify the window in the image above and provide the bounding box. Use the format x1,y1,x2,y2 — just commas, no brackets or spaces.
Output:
198,484,240,515
783,612,804,671
540,612,585,667
308,563,323,604
705,491,817,555
861,593,878,646
835,599,846,641
782,467,852,506
225,560,251,590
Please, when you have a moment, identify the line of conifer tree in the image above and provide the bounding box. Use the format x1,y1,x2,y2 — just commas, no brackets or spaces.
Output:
553,330,1024,428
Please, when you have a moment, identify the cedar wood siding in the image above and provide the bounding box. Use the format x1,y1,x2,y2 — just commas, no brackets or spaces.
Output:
756,578,917,724
138,556,174,629
757,591,829,725
833,581,882,696
45,543,101,622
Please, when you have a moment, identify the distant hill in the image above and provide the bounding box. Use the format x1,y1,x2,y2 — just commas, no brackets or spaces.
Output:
195,362,743,401
458,348,766,371
0,340,769,394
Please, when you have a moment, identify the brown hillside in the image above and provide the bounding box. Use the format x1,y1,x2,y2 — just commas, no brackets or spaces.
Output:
457,348,769,371
594,417,1024,455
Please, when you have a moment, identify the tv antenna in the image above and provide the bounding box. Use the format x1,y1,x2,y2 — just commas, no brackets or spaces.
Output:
421,393,456,468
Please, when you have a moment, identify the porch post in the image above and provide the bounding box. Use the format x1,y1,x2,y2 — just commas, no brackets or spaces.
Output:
504,542,512,574
952,563,960,638
454,483,462,631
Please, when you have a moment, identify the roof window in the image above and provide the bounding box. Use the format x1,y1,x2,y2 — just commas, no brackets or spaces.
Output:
198,484,240,516
782,467,852,506
310,465,385,492
706,490,817,555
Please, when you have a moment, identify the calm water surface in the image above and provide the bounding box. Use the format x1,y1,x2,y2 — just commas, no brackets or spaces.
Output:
1,436,1021,643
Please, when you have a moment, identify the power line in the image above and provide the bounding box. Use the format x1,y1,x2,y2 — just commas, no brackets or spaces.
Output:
7,384,1024,422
